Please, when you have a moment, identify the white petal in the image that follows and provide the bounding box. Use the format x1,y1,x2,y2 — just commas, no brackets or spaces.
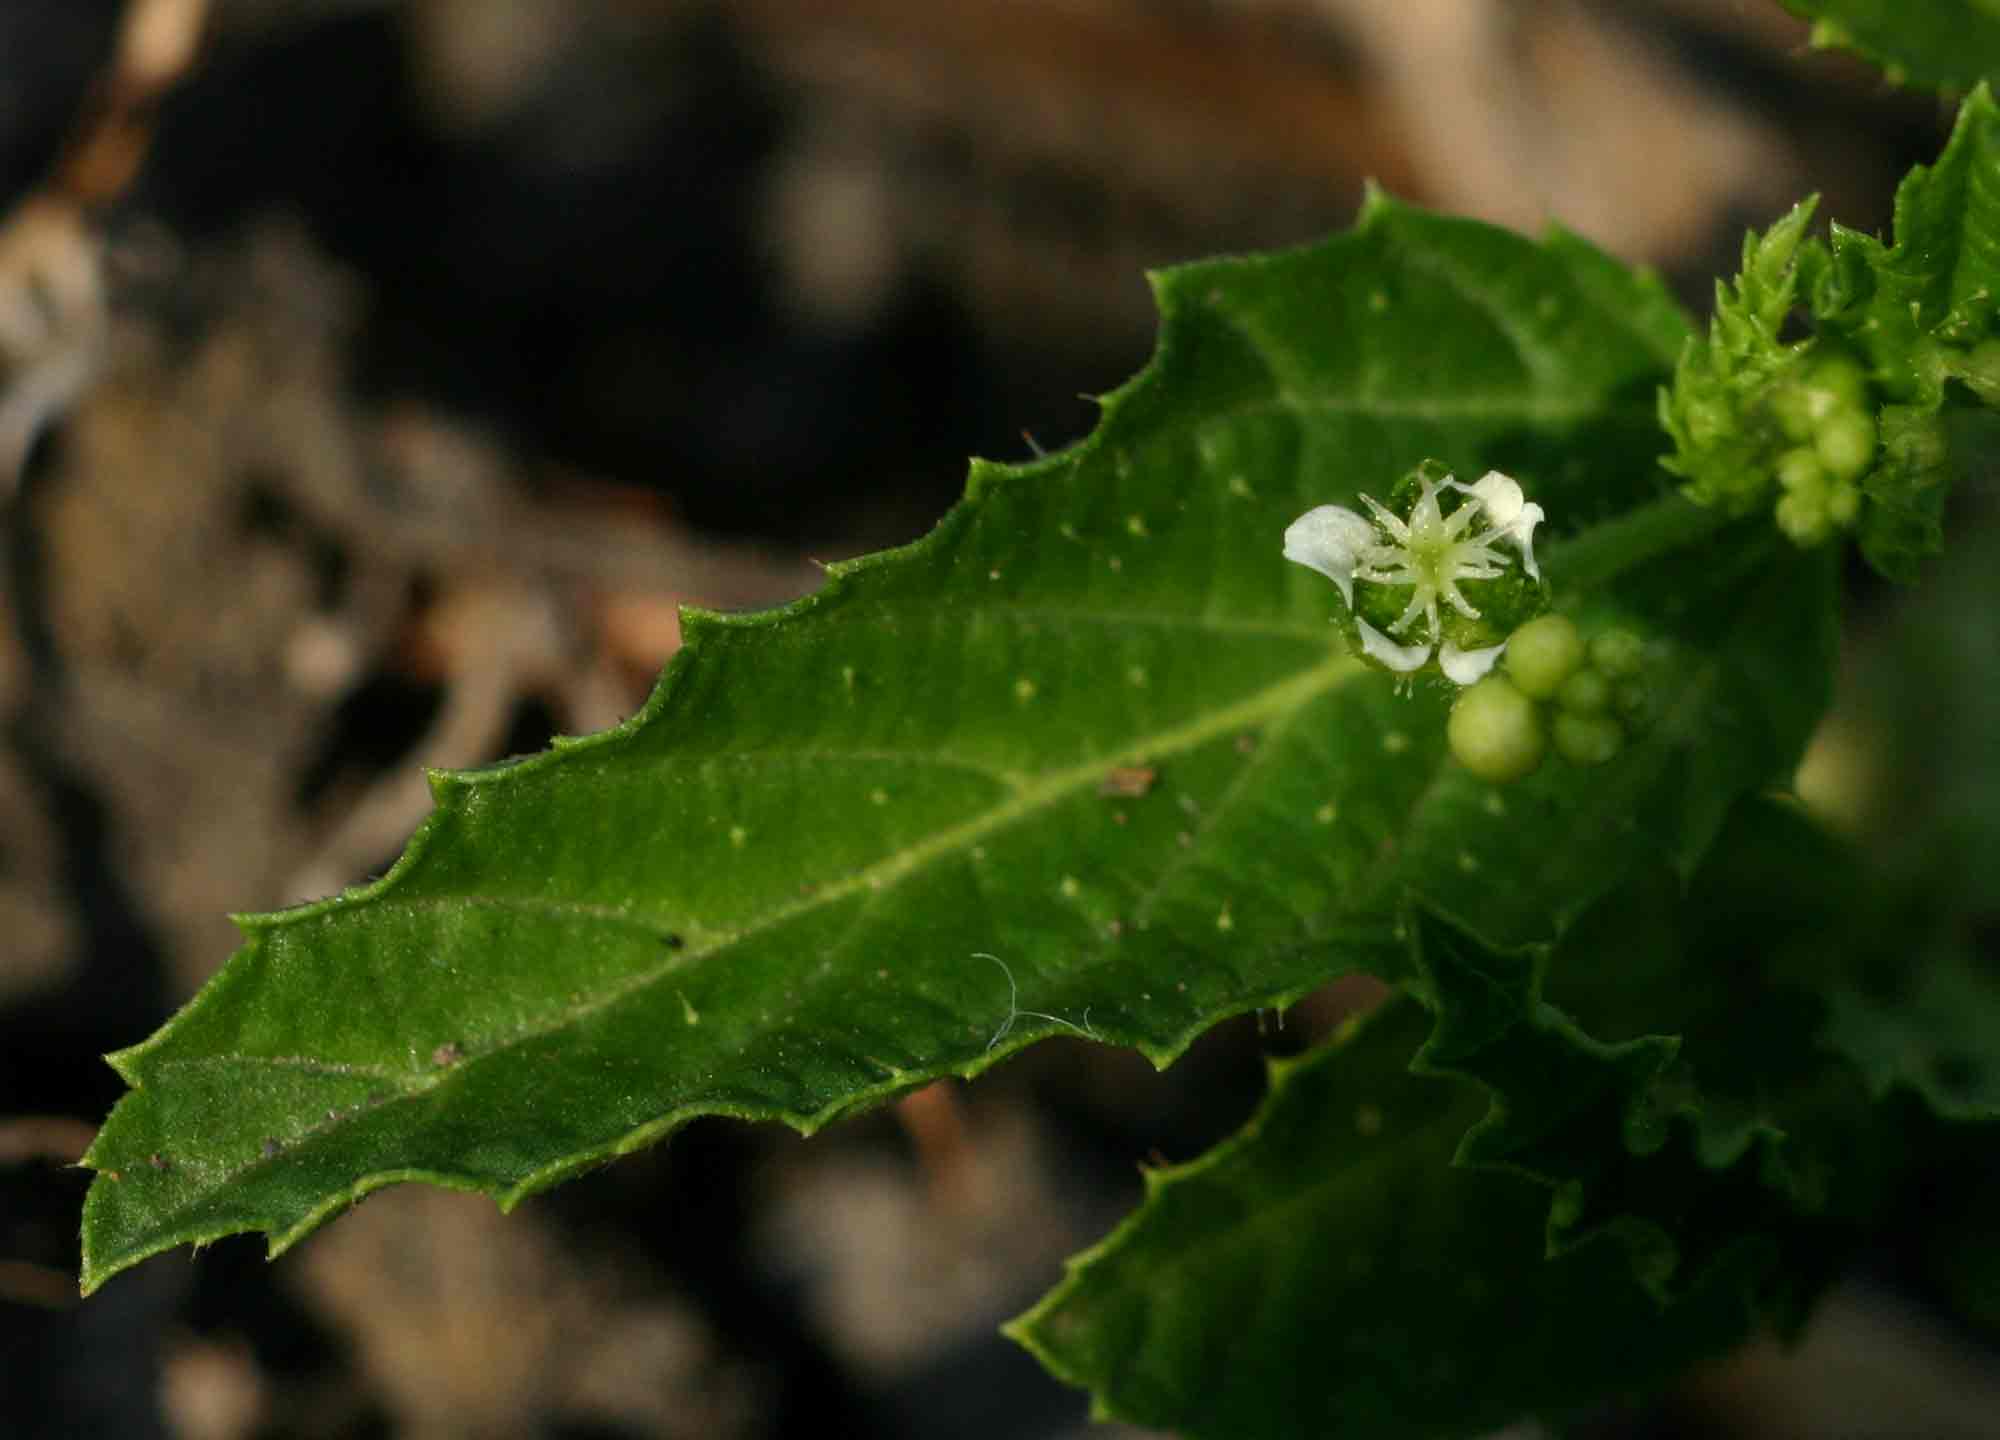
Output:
1355,618,1432,673
1283,505,1376,609
1507,502,1545,581
1438,638,1507,685
1466,471,1526,528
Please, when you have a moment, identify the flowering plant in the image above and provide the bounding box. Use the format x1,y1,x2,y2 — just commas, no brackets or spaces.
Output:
77,12,2000,1440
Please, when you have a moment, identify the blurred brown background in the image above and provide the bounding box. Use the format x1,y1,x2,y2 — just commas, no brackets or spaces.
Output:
1,2,1989,1437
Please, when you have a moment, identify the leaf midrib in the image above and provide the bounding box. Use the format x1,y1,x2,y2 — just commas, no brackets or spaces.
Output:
142,654,1372,1199
438,651,1365,1044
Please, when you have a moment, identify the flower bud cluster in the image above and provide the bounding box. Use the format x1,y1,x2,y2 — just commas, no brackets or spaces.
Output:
1766,353,1872,545
1663,174,2000,578
1445,616,1655,784
1668,336,1883,550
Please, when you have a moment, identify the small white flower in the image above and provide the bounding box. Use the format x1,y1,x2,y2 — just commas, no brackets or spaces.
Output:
1284,469,1542,684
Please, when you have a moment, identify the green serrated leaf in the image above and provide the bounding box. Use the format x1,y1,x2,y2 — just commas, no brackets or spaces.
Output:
1008,998,1771,1440
81,198,1830,1296
1810,88,2000,407
1408,908,1705,1299
1012,799,1913,1440
1826,939,2000,1120
1810,86,2000,576
1781,1,2000,92
1408,869,1872,1307
1436,800,1912,1302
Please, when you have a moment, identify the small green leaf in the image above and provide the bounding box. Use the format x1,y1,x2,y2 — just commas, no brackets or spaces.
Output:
1406,799,1906,1305
1781,1,2000,92
1809,87,2000,402
1409,907,1718,1300
81,199,1830,1296
1519,802,1912,1294
1009,998,1775,1440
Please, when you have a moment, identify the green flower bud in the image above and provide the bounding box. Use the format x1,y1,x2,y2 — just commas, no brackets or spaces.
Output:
1553,711,1623,767
1587,628,1645,679
1776,490,1831,546
1804,352,1868,415
1769,385,1815,444
1826,480,1861,527
1614,679,1654,727
1814,409,1877,483
1556,667,1612,714
1770,353,1867,443
1448,677,1545,784
1504,615,1583,700
1775,447,1826,497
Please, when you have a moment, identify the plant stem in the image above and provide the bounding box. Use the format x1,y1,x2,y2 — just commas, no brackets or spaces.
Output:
1542,492,1736,594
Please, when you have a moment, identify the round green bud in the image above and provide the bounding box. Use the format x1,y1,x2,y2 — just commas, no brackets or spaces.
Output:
1769,384,1814,444
1504,615,1584,700
1804,352,1868,414
1814,409,1877,483
1775,447,1826,497
1553,710,1623,767
1775,490,1830,546
1614,679,1655,729
1587,628,1645,679
1826,480,1861,527
1557,667,1612,714
1448,677,1545,784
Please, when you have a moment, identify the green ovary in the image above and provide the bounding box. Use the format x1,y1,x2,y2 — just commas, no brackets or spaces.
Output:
1504,615,1583,700
1448,677,1545,784
1553,711,1624,767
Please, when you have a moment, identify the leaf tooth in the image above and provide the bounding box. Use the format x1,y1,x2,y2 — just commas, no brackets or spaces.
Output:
675,606,728,647
1357,177,1400,225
